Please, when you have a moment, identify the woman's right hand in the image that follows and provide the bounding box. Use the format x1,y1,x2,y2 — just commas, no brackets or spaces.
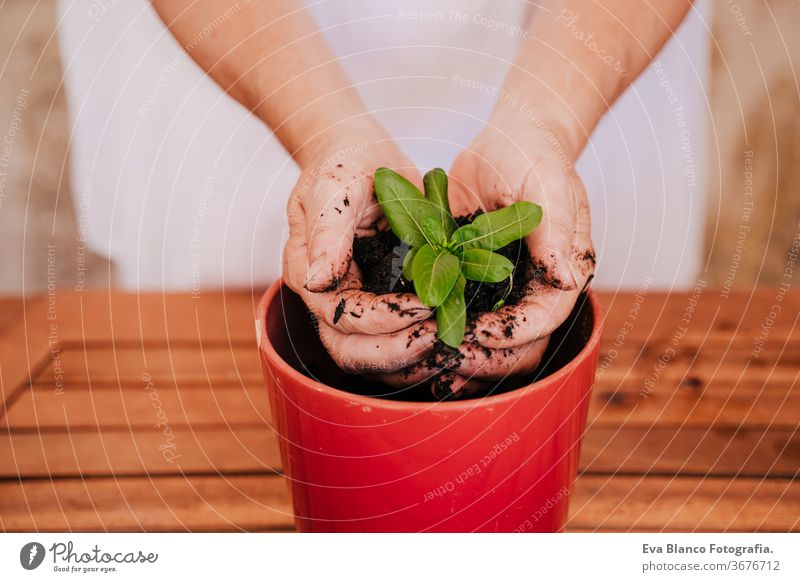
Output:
283,123,439,375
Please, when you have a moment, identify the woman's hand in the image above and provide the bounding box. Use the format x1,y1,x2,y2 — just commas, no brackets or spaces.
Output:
450,111,596,347
388,111,595,398
283,123,439,375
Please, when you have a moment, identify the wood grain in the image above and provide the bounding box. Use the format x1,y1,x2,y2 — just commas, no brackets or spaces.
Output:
2,423,795,480
1,290,798,532
0,427,281,478
0,474,293,532
33,345,262,388
3,383,269,429
568,475,800,532
1,473,795,533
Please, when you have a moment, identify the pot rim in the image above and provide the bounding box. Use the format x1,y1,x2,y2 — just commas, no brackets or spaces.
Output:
257,279,603,411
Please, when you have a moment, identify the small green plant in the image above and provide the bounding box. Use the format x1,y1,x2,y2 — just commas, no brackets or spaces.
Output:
373,167,542,348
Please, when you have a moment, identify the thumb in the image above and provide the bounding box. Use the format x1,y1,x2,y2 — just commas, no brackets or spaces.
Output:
522,169,584,290
303,174,371,292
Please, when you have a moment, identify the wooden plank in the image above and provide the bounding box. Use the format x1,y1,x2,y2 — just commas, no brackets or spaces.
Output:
568,475,800,532
0,297,25,336
33,346,263,388
2,472,796,533
3,384,269,429
36,341,263,386
3,420,795,479
18,347,800,433
13,361,799,433
0,297,51,416
596,290,800,341
36,341,761,387
0,427,280,478
0,475,293,532
590,364,800,428
40,291,262,344
580,425,800,477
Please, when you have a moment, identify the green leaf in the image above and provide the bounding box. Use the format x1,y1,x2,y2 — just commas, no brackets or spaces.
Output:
402,246,417,281
449,224,481,252
422,217,447,245
411,245,460,307
423,168,456,236
374,168,441,247
436,274,466,348
461,249,514,283
452,201,542,251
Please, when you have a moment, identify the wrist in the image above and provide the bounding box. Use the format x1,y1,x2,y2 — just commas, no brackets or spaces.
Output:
292,116,390,170
489,97,584,163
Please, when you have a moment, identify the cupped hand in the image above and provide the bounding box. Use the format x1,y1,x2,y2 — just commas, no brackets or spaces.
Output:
283,125,438,375
451,113,596,344
394,113,595,397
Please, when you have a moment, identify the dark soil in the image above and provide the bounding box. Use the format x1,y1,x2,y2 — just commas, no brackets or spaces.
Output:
354,212,534,314
283,285,592,403
350,213,538,400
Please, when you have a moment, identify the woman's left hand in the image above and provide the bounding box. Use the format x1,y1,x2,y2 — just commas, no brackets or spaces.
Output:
374,111,595,398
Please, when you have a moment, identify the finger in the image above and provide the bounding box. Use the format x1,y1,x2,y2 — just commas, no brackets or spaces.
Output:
316,319,437,374
302,170,372,292
472,280,581,348
452,336,549,378
305,283,432,334
431,373,489,400
447,151,483,217
285,205,432,333
521,168,585,290
417,337,548,378
378,335,548,385
284,198,312,293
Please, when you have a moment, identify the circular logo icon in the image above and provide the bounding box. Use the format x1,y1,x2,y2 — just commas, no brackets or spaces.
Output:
20,542,46,570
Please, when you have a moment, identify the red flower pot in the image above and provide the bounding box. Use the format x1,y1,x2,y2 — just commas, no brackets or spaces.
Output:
257,280,603,532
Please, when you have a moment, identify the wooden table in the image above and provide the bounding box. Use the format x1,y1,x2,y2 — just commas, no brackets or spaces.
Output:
0,289,797,532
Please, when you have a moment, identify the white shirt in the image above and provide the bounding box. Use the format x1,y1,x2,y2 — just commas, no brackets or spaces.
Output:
58,0,712,291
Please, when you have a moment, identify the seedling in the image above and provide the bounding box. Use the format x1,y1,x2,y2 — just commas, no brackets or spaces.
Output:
373,167,542,347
